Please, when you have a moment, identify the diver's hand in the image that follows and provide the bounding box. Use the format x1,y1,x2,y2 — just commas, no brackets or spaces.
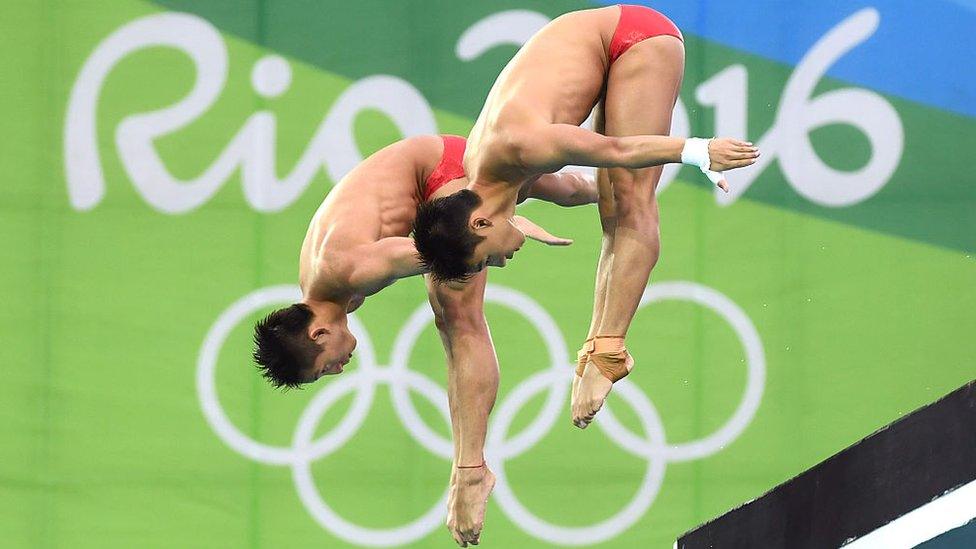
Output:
513,215,573,246
708,138,760,172
706,138,760,192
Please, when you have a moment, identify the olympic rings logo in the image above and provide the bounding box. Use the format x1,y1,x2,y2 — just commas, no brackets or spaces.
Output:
197,282,765,546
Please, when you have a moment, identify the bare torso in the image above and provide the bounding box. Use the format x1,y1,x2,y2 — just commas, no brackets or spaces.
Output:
298,136,445,305
465,6,619,184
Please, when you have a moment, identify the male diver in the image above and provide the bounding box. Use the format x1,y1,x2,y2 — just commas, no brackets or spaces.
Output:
412,6,759,431
252,134,594,546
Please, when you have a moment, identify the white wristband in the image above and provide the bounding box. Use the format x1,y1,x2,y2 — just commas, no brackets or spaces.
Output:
680,137,712,171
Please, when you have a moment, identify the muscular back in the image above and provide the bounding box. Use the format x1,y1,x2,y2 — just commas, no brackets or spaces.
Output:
298,136,444,299
465,6,619,183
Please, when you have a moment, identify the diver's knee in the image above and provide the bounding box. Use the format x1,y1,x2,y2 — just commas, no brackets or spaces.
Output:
436,301,486,337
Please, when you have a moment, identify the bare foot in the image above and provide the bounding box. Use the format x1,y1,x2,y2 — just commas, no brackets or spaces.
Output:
571,342,591,424
571,373,582,411
572,352,633,429
446,467,458,540
446,465,496,547
572,362,613,429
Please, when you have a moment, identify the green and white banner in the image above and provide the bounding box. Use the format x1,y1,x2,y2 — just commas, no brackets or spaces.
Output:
2,1,973,547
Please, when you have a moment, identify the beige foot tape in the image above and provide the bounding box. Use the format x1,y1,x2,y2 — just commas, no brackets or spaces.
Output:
587,335,633,383
576,338,594,377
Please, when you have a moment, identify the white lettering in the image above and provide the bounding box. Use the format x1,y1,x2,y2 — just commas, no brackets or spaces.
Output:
66,8,903,213
66,13,437,214
707,8,903,207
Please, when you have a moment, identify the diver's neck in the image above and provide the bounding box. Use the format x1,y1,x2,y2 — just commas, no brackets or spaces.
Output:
302,298,348,325
470,180,519,217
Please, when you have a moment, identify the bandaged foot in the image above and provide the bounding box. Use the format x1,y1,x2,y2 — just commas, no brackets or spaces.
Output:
572,336,633,429
447,462,496,547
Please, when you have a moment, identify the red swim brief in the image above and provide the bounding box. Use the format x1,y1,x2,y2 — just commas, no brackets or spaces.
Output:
423,135,467,201
609,4,683,65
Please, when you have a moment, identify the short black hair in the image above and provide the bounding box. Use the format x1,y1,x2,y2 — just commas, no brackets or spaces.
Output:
412,189,486,283
252,303,321,389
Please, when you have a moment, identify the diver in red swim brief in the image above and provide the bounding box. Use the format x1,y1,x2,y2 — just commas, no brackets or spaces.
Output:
423,135,467,201
251,133,596,548
609,4,683,62
411,5,760,443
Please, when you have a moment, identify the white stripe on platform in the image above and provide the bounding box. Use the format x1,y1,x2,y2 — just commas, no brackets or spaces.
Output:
843,479,976,548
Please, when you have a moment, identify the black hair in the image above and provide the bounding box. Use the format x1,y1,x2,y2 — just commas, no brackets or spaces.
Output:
252,303,320,389
412,189,486,283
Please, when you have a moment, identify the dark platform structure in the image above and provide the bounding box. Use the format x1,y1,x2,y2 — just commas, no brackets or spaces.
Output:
677,379,976,549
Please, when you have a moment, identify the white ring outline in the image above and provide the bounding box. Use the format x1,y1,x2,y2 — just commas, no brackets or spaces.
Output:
489,369,669,545
196,281,765,545
291,368,453,547
598,282,766,462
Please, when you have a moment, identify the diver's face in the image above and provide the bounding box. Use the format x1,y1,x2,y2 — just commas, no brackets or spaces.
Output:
306,325,357,382
468,216,526,272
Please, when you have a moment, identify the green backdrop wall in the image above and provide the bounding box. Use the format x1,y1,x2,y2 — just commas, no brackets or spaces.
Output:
2,0,973,547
